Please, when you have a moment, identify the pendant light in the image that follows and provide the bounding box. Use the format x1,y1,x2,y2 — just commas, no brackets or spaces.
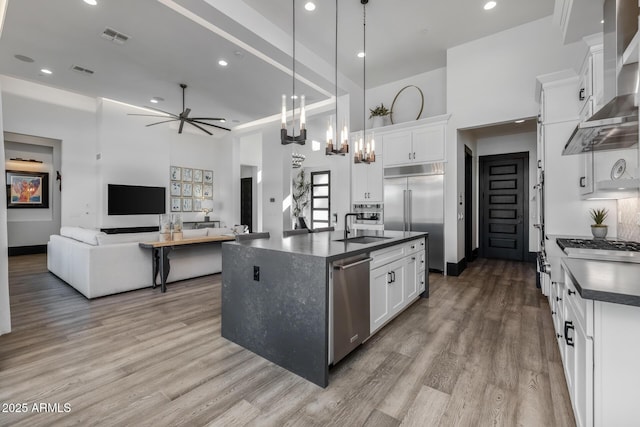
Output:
281,0,306,145
354,0,375,164
326,0,349,156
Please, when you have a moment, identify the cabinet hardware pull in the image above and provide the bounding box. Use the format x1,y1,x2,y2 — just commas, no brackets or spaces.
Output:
411,257,416,261
579,88,585,101
557,333,563,339
411,245,415,249
408,153,411,160
336,257,373,270
538,160,542,169
568,289,575,296
387,272,392,284
564,321,575,347
556,296,562,302
579,177,586,188
391,271,396,282
413,152,416,159
552,310,556,315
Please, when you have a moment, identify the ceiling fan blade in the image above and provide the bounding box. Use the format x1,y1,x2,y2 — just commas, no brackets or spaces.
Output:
191,117,226,121
187,121,213,135
182,108,191,118
190,119,231,131
143,106,179,117
145,119,178,127
128,113,174,118
178,119,185,134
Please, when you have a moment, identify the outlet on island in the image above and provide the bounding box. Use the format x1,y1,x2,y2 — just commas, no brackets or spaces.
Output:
253,266,260,281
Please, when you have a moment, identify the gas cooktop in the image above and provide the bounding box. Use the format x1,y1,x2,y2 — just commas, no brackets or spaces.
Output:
556,238,640,263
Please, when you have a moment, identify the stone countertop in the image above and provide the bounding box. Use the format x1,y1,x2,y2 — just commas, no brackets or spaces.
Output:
562,258,640,307
224,230,427,262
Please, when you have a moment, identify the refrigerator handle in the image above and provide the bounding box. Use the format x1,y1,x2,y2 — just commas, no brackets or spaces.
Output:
402,190,407,231
408,190,412,231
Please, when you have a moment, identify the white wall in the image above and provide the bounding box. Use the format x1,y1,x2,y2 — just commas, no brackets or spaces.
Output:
475,130,538,252
445,16,586,265
0,80,11,335
366,67,447,128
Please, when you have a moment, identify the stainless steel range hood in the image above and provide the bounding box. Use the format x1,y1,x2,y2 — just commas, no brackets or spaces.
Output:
563,0,639,155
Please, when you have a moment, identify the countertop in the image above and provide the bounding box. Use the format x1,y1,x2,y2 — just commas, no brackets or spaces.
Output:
562,258,640,307
224,230,427,262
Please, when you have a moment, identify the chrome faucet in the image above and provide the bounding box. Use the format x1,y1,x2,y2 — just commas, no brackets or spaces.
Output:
344,213,359,240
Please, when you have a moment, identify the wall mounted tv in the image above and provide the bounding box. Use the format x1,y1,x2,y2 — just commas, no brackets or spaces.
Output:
107,184,166,215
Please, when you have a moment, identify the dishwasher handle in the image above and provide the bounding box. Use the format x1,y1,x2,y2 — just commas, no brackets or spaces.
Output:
334,257,373,270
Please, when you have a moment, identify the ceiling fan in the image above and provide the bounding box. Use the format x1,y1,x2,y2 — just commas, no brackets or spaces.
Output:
129,83,231,135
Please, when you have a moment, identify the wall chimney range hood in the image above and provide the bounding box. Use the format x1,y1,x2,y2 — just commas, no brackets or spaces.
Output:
563,0,639,155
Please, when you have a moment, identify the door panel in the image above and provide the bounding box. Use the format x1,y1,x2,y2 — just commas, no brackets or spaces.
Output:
408,175,444,271
383,178,407,231
480,155,526,261
240,178,252,233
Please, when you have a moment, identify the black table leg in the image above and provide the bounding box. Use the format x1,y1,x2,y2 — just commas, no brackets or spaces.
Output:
151,248,160,288
159,246,172,293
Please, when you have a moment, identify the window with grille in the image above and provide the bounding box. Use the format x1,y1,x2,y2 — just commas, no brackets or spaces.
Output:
310,171,331,229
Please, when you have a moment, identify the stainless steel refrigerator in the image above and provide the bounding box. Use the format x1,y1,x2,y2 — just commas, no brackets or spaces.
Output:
384,169,444,271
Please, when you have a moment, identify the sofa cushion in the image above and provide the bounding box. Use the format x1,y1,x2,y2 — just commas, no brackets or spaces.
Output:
60,226,105,246
207,227,234,236
96,231,159,246
183,229,209,238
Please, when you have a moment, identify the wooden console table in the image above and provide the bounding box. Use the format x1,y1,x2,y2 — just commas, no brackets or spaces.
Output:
139,235,235,293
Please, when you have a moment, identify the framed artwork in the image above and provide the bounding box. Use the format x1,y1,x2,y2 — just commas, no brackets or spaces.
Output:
193,184,203,198
171,198,181,212
170,166,181,181
182,183,193,197
182,168,193,182
170,181,181,196
204,170,213,184
182,198,193,212
6,170,49,209
203,185,213,199
193,169,203,183
193,199,202,212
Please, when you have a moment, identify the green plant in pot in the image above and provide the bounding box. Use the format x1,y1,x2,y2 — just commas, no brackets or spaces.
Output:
369,103,390,128
589,208,608,239
292,169,311,229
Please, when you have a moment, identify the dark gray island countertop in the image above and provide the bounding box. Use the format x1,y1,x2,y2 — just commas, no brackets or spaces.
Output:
562,258,640,307
223,229,428,261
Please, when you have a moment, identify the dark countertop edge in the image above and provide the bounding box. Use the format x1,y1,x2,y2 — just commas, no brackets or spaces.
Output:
561,258,640,308
222,233,428,262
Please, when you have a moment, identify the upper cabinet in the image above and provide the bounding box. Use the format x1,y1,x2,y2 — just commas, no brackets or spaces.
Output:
380,115,449,168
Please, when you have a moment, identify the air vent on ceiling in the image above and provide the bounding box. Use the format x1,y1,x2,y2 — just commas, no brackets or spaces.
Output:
101,27,130,45
71,65,95,75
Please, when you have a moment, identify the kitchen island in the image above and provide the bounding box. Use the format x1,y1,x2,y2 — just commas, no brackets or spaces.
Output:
221,230,428,387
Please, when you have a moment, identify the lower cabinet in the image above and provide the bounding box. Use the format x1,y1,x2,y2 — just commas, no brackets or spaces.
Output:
370,238,426,335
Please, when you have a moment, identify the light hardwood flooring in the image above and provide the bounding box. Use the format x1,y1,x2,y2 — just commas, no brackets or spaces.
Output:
0,254,575,426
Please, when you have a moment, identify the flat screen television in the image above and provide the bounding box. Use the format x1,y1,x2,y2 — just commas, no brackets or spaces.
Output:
107,184,166,215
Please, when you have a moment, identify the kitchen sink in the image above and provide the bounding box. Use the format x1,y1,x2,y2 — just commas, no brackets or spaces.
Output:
334,236,392,244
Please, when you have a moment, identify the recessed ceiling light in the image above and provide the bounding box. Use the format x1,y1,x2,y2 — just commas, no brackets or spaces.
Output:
304,2,316,11
40,68,53,75
14,54,34,63
515,119,525,124
218,59,228,67
601,19,604,24
357,51,365,58
150,99,158,104
83,0,97,5
150,97,164,104
484,1,497,10
219,119,226,123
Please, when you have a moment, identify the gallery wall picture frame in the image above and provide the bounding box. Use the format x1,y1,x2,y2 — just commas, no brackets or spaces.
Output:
182,198,193,212
171,198,181,212
193,169,203,183
193,199,202,212
183,168,193,182
203,185,213,199
194,184,203,198
182,183,193,197
6,170,50,209
170,181,182,196
204,170,213,184
170,166,182,181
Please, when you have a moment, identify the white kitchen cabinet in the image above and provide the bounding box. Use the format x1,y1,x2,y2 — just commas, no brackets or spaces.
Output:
559,262,640,427
351,140,383,203
381,120,447,167
369,238,426,335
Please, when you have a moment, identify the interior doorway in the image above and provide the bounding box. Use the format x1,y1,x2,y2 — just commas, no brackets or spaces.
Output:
465,146,474,262
479,152,529,261
240,177,252,233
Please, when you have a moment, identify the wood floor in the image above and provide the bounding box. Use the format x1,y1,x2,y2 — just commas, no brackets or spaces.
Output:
0,255,575,427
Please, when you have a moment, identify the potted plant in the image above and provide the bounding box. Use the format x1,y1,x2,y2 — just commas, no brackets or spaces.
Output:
589,208,608,239
369,103,390,128
292,169,311,229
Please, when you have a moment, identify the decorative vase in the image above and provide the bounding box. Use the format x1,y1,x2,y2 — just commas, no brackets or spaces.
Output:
591,225,608,239
371,116,385,128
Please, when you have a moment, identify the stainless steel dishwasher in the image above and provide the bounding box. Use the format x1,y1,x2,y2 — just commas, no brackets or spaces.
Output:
332,254,371,364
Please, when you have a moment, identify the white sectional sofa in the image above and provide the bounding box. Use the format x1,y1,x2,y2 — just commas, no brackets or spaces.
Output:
47,226,235,299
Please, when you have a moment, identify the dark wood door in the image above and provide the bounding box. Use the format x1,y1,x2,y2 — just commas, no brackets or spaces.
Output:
465,147,473,262
240,177,252,233
480,153,528,261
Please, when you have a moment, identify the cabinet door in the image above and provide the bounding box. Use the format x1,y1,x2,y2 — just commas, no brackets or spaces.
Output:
404,255,418,302
370,266,390,334
418,270,426,293
382,132,412,166
413,125,445,163
366,158,384,202
352,161,369,203
388,260,405,316
572,311,594,427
